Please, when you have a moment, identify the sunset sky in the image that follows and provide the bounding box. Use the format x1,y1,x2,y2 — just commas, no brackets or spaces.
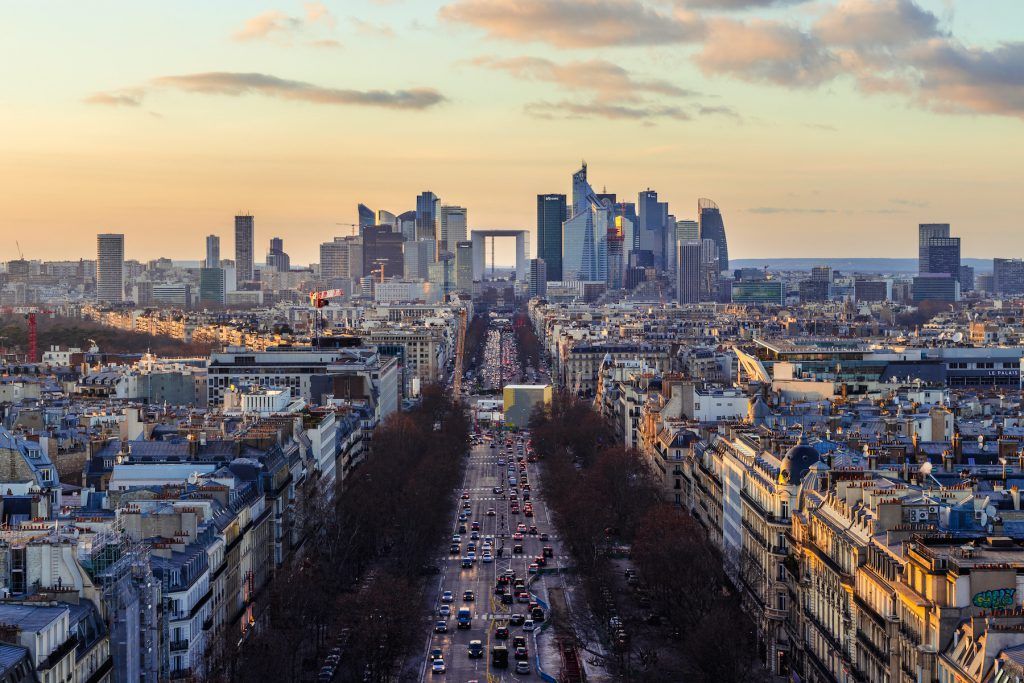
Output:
1,0,1022,265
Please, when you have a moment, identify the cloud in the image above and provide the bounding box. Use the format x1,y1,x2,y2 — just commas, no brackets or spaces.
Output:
352,17,396,38
87,72,446,111
695,18,839,87
815,0,943,48
439,0,705,48
83,90,144,107
525,99,692,121
307,38,343,49
698,104,741,118
470,56,697,101
804,122,838,131
233,10,303,42
890,198,929,207
908,39,1024,118
747,206,836,214
233,3,336,43
682,0,810,9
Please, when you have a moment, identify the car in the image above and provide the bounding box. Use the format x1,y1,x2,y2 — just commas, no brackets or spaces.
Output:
463,590,476,602
325,654,340,665
523,619,535,631
450,543,461,554
470,531,480,540
435,620,448,633
542,546,553,557
482,552,493,563
317,673,332,682
439,605,451,617
514,646,529,661
517,591,531,603
458,524,467,534
517,524,527,532
535,556,546,567
441,591,454,603
487,508,496,516
531,606,545,622
468,640,484,659
462,492,470,500
462,557,473,568
513,544,524,554
501,593,514,604
524,509,534,517
495,626,510,639
467,551,476,560
516,660,531,675
513,636,527,649
528,563,539,574
431,658,447,674
513,532,524,541
467,542,477,552
471,521,481,531
452,535,461,543
539,533,550,541
529,526,538,535
429,647,443,662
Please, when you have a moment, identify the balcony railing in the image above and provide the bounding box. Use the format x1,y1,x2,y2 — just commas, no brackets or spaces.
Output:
170,639,190,652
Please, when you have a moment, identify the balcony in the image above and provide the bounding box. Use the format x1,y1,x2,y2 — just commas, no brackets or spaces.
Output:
169,668,192,680
170,639,190,652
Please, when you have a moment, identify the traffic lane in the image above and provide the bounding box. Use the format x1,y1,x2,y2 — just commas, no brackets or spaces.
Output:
431,445,503,681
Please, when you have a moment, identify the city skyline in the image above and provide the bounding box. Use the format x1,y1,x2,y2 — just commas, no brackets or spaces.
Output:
2,1,1022,264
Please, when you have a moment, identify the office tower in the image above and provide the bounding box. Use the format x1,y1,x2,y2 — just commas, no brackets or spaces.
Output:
700,239,720,301
676,219,699,243
404,239,437,280
913,273,960,302
362,225,405,278
732,279,784,305
429,255,456,298
416,191,440,241
606,229,624,290
266,237,290,272
799,279,830,302
455,241,474,293
677,241,701,304
397,211,417,242
959,265,975,292
925,237,960,280
320,236,362,280
235,214,254,282
358,203,375,229
698,199,729,273
199,267,226,305
855,279,889,302
918,223,950,273
563,163,611,282
439,205,468,255
377,210,398,229
638,189,669,271
537,194,566,281
96,233,125,303
994,258,1024,295
810,266,832,282
529,259,547,298
205,235,220,269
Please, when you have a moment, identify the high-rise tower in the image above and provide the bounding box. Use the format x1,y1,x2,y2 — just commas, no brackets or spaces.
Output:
234,214,254,282
205,235,220,269
96,233,125,303
698,199,729,273
537,194,566,281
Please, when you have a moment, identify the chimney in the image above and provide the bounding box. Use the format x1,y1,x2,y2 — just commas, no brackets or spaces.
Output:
953,431,963,464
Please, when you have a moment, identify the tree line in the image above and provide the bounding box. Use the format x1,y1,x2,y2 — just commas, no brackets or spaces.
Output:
206,384,470,682
529,394,766,683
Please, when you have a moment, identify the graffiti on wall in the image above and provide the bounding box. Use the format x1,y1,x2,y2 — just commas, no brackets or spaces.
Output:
972,588,1016,610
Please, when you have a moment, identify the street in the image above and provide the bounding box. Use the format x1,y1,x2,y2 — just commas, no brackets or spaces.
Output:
417,430,568,681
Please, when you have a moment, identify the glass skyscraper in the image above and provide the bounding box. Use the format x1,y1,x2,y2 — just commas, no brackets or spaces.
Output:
562,164,610,282
537,194,566,281
358,203,375,229
416,192,440,241
234,214,254,283
698,199,729,273
918,223,950,273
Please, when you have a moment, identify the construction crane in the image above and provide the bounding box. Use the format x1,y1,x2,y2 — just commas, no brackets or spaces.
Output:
335,222,360,237
308,288,344,343
15,307,54,363
452,308,467,397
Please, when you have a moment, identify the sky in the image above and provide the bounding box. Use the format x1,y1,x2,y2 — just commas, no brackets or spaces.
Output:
1,0,1023,266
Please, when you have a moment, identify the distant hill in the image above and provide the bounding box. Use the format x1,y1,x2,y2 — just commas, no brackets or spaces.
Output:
731,257,993,274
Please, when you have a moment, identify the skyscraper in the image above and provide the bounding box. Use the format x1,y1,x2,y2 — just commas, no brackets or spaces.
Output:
918,223,950,273
700,238,720,300
266,237,290,272
698,199,729,273
235,214,254,283
994,258,1024,295
439,205,468,255
96,233,125,303
320,236,362,281
563,163,611,282
537,194,566,281
404,239,437,280
529,258,547,298
925,237,960,281
362,225,405,278
676,220,699,243
416,191,440,241
205,235,220,269
377,209,398,229
638,189,669,271
677,241,701,304
199,267,226,305
455,241,474,293
358,203,375,229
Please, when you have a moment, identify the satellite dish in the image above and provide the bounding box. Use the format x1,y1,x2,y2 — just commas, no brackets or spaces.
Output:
187,471,200,485
952,332,964,343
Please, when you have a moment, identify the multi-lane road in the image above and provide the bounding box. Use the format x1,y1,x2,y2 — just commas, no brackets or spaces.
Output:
418,429,567,681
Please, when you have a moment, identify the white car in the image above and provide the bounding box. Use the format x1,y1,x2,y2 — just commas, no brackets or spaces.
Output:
523,619,535,631
431,658,447,674
439,605,451,617
441,591,454,603
482,552,493,563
